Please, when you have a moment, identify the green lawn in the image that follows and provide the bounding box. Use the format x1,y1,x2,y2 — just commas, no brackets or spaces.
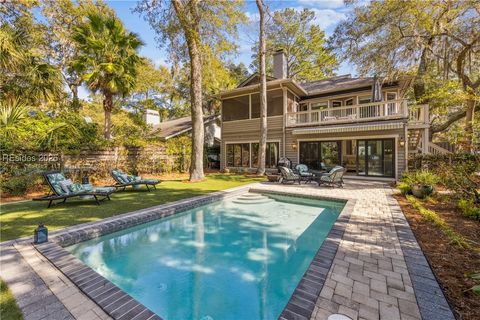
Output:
0,174,264,242
0,279,23,320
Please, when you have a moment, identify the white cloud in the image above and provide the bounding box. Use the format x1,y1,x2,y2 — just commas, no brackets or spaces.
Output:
297,0,345,9
308,8,346,30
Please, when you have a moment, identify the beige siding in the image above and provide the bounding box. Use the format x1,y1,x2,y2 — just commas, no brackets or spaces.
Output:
220,116,284,170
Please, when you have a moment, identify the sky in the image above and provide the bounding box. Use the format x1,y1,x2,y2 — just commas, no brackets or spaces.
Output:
78,0,356,98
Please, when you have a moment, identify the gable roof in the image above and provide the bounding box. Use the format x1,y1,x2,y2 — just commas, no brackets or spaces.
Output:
151,114,219,140
237,73,277,88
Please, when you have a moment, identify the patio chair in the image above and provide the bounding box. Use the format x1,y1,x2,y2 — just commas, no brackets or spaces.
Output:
316,166,346,188
33,171,115,208
294,164,314,184
279,166,300,184
110,169,161,191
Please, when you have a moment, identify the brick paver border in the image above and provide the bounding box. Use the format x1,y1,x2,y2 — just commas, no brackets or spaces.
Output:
35,185,352,320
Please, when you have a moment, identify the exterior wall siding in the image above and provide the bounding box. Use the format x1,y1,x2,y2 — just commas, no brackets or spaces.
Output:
220,116,284,171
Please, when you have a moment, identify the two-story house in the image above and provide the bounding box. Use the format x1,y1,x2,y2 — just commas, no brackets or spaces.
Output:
217,50,436,180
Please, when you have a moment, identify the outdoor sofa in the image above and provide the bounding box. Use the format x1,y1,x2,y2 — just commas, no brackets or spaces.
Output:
33,171,115,208
110,169,161,191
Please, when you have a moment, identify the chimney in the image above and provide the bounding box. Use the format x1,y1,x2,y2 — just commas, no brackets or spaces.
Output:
143,109,160,126
273,49,287,79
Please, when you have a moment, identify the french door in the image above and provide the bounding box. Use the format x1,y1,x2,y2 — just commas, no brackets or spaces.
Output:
357,139,395,177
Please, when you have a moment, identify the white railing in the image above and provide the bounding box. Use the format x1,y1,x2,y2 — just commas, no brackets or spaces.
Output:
286,99,408,126
408,104,429,125
428,142,451,155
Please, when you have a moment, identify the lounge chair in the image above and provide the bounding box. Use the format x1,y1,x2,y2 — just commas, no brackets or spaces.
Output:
33,171,115,208
316,166,345,188
279,166,300,184
110,169,160,191
294,164,314,183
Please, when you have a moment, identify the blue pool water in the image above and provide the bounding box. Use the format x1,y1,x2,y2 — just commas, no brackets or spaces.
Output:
67,193,345,320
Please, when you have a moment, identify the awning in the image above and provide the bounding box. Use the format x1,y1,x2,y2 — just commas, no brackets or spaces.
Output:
292,122,404,135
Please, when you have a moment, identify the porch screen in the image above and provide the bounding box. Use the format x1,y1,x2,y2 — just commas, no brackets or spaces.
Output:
222,95,249,121
251,90,283,118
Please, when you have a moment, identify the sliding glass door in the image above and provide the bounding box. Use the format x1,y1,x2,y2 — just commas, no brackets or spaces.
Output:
357,139,395,177
299,141,341,170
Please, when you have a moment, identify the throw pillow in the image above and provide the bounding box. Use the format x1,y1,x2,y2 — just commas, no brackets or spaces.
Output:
68,183,84,193
59,179,73,194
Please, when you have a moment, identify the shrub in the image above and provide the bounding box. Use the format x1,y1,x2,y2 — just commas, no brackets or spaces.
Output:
458,199,480,220
1,174,40,196
398,182,411,195
403,170,440,186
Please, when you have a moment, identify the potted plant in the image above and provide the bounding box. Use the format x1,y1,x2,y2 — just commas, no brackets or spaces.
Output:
404,170,439,198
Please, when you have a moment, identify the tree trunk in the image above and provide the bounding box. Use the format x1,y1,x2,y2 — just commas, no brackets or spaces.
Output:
69,83,81,111
172,0,205,181
103,92,113,140
256,0,267,176
464,97,475,152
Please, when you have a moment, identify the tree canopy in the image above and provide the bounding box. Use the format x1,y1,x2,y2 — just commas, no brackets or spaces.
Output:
251,8,338,81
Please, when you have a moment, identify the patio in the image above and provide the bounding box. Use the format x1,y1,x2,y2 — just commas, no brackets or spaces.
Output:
0,181,454,320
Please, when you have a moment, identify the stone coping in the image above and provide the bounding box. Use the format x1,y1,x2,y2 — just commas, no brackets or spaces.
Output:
34,184,353,320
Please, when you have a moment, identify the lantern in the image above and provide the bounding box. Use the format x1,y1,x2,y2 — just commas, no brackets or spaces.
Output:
34,224,48,244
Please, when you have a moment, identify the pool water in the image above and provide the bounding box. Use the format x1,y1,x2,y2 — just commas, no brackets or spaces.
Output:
67,193,345,320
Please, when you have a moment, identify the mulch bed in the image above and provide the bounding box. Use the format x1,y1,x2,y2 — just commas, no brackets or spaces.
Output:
394,194,480,320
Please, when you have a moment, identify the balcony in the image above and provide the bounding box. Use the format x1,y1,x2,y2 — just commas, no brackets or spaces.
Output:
286,99,409,127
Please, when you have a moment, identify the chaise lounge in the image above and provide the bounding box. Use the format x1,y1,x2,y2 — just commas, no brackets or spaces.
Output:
110,169,161,191
33,171,116,208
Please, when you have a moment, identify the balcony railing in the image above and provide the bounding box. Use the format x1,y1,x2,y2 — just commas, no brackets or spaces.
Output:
286,99,409,127
408,104,429,125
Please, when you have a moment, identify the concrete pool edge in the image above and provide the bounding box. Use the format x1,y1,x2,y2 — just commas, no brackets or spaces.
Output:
33,184,352,320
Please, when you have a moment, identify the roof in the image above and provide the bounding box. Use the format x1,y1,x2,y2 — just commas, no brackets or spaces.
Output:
152,114,219,140
237,73,277,88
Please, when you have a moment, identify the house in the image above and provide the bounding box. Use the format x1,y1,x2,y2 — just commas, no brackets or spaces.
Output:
216,50,444,180
145,111,221,147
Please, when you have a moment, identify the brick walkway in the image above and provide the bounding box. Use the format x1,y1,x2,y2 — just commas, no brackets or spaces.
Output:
253,181,454,320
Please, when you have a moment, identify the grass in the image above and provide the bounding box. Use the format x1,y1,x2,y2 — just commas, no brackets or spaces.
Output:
0,279,23,320
406,195,471,249
0,174,265,242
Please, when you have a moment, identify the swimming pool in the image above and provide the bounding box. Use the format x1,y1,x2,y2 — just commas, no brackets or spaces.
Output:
66,192,345,320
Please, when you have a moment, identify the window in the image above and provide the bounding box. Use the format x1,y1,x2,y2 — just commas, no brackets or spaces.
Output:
299,141,341,170
358,96,371,104
251,142,279,168
222,95,249,121
298,103,308,111
311,101,328,110
226,143,250,167
331,101,342,107
345,98,354,106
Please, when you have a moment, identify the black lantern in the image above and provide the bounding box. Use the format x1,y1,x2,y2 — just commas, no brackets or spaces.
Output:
34,224,48,244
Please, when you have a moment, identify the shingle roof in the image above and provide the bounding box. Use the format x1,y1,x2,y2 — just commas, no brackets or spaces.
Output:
151,114,219,140
299,75,375,94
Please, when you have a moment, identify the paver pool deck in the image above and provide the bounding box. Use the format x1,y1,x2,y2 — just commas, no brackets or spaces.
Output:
0,181,455,320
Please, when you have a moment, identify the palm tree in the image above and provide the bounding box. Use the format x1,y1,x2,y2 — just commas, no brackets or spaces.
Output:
71,12,143,140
